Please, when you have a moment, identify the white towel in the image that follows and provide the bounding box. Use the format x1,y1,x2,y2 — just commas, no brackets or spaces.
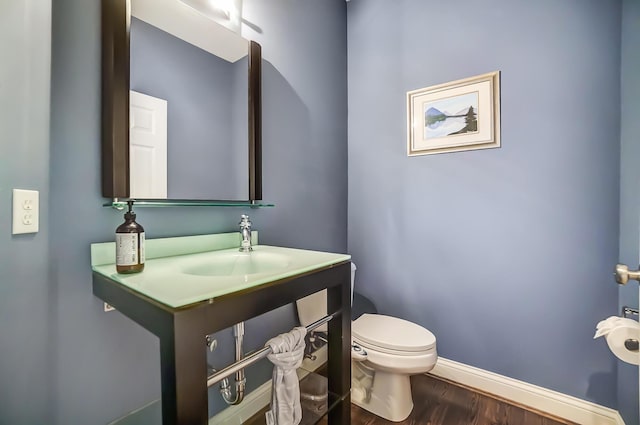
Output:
265,327,307,425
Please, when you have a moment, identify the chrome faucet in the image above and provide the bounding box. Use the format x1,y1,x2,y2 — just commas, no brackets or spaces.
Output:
239,215,253,252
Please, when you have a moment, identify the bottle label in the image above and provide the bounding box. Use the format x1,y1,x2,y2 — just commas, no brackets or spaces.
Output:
139,232,145,264
116,233,143,266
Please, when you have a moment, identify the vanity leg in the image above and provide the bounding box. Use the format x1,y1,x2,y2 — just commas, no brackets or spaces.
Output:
159,312,208,425
327,263,352,424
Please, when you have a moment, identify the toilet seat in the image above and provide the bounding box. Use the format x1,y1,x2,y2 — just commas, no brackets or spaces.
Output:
352,314,436,355
353,336,436,357
353,342,437,374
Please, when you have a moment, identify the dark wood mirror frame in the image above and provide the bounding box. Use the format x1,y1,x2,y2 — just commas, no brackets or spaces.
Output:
101,0,262,201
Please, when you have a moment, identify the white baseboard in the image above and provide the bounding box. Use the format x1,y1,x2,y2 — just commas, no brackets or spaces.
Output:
430,357,625,425
209,346,328,425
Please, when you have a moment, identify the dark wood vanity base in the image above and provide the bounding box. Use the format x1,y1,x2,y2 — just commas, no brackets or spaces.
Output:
93,261,352,425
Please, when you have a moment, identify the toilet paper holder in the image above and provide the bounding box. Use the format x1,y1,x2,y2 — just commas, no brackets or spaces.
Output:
622,306,639,320
624,339,639,352
621,306,639,352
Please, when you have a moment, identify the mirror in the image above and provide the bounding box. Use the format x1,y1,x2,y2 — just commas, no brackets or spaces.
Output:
101,0,261,202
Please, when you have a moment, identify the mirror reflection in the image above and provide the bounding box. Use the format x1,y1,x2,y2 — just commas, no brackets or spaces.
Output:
129,0,250,200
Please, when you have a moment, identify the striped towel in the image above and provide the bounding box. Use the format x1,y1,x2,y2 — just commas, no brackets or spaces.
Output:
265,327,307,425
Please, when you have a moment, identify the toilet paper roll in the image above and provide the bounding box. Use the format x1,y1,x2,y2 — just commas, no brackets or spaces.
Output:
595,316,633,339
605,322,640,365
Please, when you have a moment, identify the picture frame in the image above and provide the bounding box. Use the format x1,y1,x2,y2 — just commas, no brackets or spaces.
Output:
407,71,500,156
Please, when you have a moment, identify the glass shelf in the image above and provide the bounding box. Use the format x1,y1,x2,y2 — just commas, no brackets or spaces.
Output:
108,372,346,425
297,372,344,425
241,368,347,425
104,199,275,210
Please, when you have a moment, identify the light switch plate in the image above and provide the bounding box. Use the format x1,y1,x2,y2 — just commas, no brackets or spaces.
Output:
12,189,39,234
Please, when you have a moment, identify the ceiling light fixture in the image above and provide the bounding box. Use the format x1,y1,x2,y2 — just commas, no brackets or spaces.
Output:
179,0,243,33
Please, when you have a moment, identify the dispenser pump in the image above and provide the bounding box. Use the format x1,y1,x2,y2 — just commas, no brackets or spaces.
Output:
115,201,145,274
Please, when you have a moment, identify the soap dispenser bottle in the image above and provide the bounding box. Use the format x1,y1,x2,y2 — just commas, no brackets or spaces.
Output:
115,201,145,274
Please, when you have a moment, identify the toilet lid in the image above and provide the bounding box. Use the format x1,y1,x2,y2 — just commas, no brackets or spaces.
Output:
352,314,436,353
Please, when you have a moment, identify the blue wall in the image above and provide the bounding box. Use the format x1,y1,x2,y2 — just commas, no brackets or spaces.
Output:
618,0,640,422
347,0,621,410
0,1,52,423
46,0,347,423
4,0,635,423
130,17,248,200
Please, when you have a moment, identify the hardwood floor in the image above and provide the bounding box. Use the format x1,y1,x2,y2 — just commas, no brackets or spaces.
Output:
247,373,578,425
339,374,579,425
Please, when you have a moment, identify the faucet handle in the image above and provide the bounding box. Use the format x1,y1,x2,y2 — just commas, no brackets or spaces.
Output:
239,215,253,252
239,214,251,227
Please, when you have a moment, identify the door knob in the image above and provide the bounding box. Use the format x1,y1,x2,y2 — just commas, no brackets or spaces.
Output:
614,264,640,285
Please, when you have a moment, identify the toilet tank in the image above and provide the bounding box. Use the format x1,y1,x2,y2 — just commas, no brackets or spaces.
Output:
295,262,355,331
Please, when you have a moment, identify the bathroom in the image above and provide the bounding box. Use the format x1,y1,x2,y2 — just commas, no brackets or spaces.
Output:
1,0,638,424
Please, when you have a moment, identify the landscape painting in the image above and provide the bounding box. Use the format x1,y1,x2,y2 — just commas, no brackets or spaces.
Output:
424,92,479,139
407,71,501,156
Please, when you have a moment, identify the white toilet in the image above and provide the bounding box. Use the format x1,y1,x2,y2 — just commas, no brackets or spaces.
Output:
295,263,437,422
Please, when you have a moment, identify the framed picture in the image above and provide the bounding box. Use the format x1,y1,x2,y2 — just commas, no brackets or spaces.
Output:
407,71,500,156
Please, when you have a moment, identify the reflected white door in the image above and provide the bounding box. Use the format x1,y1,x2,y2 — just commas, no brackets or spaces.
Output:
129,90,168,198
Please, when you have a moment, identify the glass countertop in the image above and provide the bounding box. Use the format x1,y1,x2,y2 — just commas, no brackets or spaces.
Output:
92,233,350,308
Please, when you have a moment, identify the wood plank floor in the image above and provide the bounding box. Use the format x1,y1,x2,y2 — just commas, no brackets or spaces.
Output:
336,374,579,425
246,374,578,425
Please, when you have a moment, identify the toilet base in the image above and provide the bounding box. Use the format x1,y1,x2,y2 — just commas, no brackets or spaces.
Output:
351,363,414,422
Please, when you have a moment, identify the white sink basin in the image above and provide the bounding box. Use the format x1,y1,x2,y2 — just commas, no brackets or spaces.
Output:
181,251,291,277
